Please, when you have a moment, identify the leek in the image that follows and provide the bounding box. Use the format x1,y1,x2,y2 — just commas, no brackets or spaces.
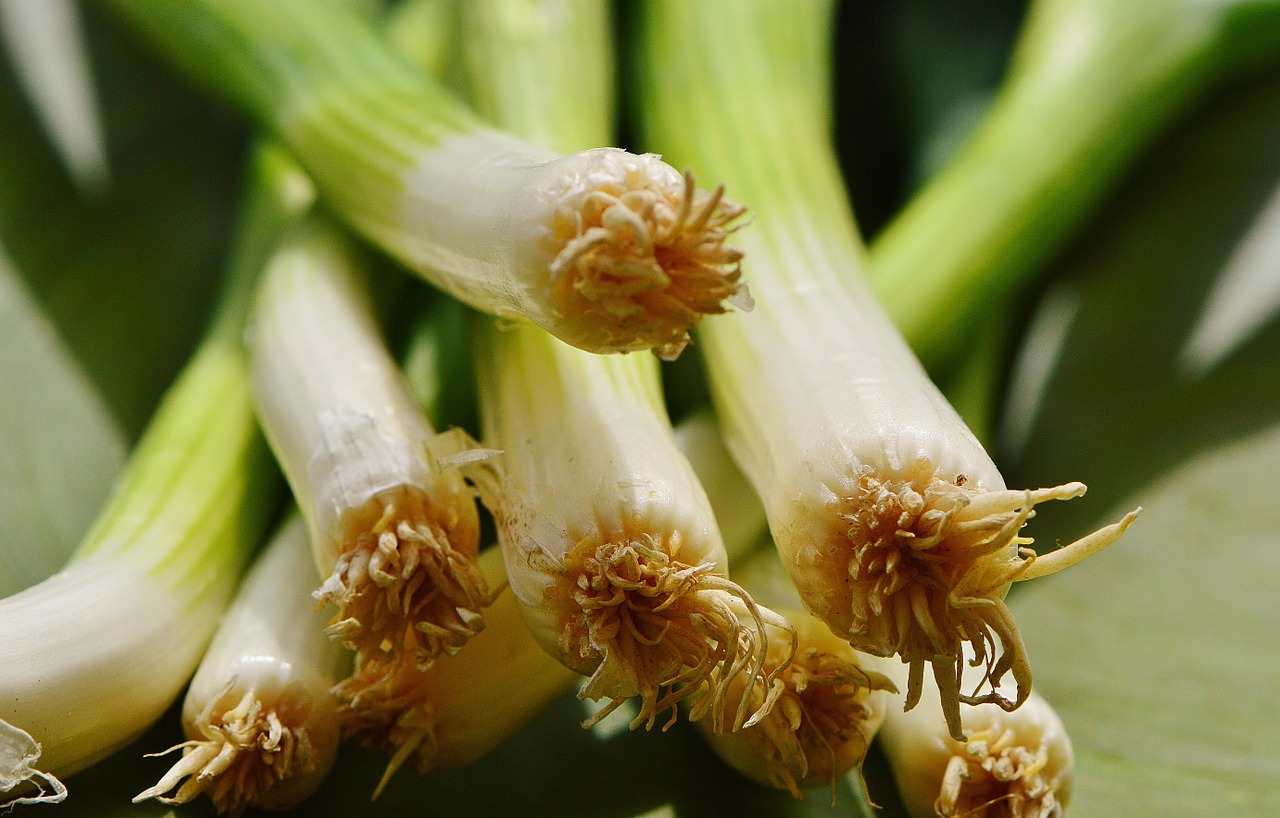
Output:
101,0,752,359
473,300,792,733
0,143,295,806
247,213,490,679
692,597,896,799
134,512,349,814
636,0,1138,740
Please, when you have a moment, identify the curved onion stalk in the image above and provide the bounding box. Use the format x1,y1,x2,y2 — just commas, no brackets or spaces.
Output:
247,214,490,679
473,318,793,733
0,146,292,806
340,547,578,798
672,409,768,563
636,0,1139,741
870,0,1280,370
879,658,1074,818
133,513,349,814
101,0,752,359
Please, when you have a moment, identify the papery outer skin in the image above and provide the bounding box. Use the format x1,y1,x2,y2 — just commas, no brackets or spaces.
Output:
879,661,1074,818
473,318,727,673
174,513,347,809
0,556,218,782
247,219,468,577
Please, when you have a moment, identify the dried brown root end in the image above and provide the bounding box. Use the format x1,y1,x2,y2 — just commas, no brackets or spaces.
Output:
936,726,1064,818
133,685,316,815
833,459,1138,741
334,661,437,801
318,485,488,671
558,535,793,734
545,156,751,360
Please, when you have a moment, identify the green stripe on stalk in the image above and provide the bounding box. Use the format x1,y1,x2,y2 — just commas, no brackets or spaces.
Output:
869,0,1280,370
0,143,303,803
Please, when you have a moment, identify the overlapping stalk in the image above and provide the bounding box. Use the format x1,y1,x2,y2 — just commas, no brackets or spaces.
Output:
102,0,753,359
0,143,294,807
636,0,1138,740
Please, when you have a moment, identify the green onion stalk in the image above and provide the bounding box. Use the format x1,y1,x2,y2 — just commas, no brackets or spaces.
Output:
0,143,302,807
424,0,794,735
869,0,1280,371
635,0,1138,742
101,0,753,359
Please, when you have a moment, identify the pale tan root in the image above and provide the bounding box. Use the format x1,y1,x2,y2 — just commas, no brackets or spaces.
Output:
832,460,1139,740
133,684,316,815
729,642,896,799
318,485,488,677
546,167,751,359
936,726,1064,818
556,534,795,733
333,660,437,801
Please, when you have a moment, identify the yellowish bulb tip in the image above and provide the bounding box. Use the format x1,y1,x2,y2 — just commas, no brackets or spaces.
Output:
134,684,326,814
794,458,1134,742
545,154,751,359
551,533,788,733
318,484,489,670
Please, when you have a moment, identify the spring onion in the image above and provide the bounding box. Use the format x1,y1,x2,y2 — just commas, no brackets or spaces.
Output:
0,144,291,806
636,0,1139,740
247,213,490,677
133,512,349,814
402,0,786,734
101,0,752,359
878,655,1073,818
340,547,578,797
474,317,792,732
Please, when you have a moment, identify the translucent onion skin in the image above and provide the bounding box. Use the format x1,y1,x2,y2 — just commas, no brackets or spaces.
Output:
635,0,1137,740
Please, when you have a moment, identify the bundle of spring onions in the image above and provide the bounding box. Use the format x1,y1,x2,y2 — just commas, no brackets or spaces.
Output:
5,0,1279,814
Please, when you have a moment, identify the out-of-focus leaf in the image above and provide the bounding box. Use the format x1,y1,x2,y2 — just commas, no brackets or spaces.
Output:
1002,67,1280,524
1012,425,1280,815
0,0,110,194
996,67,1280,815
0,2,245,441
0,247,125,595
